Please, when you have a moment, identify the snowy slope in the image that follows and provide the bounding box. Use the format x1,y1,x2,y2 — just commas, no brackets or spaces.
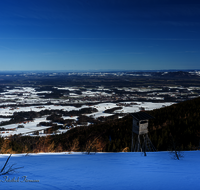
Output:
0,151,200,190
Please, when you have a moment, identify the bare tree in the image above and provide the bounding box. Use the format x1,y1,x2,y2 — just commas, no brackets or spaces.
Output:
169,134,184,160
0,154,23,175
85,131,106,155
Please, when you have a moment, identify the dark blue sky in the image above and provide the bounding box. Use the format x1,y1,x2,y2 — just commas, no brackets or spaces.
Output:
0,0,200,71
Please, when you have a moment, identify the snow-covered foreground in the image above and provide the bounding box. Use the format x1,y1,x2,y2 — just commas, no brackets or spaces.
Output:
0,151,199,190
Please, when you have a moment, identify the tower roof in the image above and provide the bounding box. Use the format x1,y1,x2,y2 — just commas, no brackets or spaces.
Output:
130,112,154,121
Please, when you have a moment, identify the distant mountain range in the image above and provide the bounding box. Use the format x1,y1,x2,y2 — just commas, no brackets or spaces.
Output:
0,69,199,74
153,71,200,77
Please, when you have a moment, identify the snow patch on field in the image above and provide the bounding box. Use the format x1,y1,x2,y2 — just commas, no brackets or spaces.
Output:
0,101,175,137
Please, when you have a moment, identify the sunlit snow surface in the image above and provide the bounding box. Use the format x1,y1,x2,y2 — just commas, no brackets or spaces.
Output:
0,151,200,190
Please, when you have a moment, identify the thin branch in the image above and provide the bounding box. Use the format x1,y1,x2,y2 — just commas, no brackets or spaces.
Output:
1,154,12,173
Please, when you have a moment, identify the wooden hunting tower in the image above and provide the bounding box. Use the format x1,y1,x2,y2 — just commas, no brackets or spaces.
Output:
130,112,156,154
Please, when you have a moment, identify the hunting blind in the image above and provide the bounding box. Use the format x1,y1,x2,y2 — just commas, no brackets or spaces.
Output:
130,112,156,155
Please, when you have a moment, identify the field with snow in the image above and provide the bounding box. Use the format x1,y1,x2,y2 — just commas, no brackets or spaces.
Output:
0,101,174,137
0,151,200,190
